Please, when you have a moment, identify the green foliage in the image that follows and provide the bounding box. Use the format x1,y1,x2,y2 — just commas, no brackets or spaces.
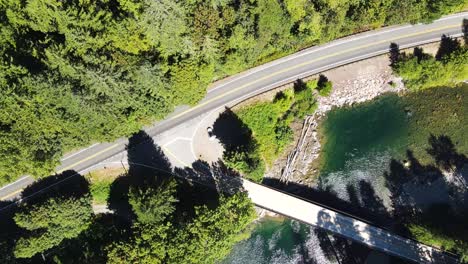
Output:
226,83,317,181
237,94,293,165
393,39,468,90
224,142,266,182
409,224,457,250
128,179,178,224
90,180,113,205
107,188,256,264
0,0,464,184
313,75,333,97
14,196,93,258
167,192,256,264
408,206,468,262
318,82,333,96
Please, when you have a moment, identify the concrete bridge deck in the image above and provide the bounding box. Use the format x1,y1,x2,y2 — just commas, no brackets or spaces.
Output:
243,180,459,264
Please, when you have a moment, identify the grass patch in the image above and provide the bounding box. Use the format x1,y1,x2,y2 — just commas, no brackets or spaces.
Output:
227,80,317,181
86,167,125,204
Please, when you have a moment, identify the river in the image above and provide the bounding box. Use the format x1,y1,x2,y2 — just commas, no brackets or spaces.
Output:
222,216,410,264
223,85,467,264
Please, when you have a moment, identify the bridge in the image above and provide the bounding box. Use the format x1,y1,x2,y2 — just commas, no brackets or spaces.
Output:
1,12,466,263
242,180,458,264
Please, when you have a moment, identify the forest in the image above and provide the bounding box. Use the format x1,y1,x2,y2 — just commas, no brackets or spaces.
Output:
0,131,256,263
0,0,466,184
214,79,320,182
391,35,468,90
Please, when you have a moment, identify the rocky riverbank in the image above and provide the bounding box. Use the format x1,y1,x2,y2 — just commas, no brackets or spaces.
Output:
264,54,407,185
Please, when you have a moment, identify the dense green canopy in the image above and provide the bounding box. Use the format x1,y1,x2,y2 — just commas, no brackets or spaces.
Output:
4,168,255,263
107,190,255,264
13,195,93,258
0,0,465,184
393,38,468,90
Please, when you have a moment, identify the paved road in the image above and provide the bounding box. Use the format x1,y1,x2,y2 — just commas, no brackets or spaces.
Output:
3,12,461,184
0,12,466,261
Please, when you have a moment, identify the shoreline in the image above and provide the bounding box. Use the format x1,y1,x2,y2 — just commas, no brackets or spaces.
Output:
263,41,448,186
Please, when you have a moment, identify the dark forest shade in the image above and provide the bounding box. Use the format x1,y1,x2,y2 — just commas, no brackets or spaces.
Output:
0,0,465,183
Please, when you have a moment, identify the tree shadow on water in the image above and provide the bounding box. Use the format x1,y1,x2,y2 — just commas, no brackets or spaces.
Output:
382,134,468,259
263,178,395,230
315,209,444,264
385,135,468,216
426,134,468,174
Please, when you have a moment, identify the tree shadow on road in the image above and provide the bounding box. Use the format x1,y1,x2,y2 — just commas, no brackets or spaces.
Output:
0,170,90,263
212,107,253,151
174,159,244,221
108,130,173,222
109,130,245,223
390,34,463,67
21,170,90,203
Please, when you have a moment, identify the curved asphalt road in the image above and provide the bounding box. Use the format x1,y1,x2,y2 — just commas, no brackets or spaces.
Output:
0,12,466,263
0,13,465,196
51,12,466,177
1,12,466,199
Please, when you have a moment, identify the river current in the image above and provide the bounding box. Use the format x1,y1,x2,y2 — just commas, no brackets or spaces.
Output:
222,86,467,264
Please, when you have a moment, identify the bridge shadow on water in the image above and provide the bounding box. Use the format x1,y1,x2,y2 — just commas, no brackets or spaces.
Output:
264,134,467,262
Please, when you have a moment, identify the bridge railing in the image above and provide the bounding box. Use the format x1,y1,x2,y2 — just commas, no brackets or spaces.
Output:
247,179,460,259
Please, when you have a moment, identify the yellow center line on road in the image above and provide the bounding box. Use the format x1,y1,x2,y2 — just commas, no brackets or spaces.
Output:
167,24,460,122
0,189,23,201
56,143,120,173
52,23,460,174
162,146,190,167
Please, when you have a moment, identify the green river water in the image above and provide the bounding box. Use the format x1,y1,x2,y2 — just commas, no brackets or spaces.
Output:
222,85,467,264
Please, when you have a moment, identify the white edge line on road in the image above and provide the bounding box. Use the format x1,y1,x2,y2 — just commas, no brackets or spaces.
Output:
61,143,100,161
207,12,467,95
436,12,468,21
81,34,465,181
163,137,192,148
0,32,463,205
0,176,30,191
207,24,414,94
190,109,219,161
